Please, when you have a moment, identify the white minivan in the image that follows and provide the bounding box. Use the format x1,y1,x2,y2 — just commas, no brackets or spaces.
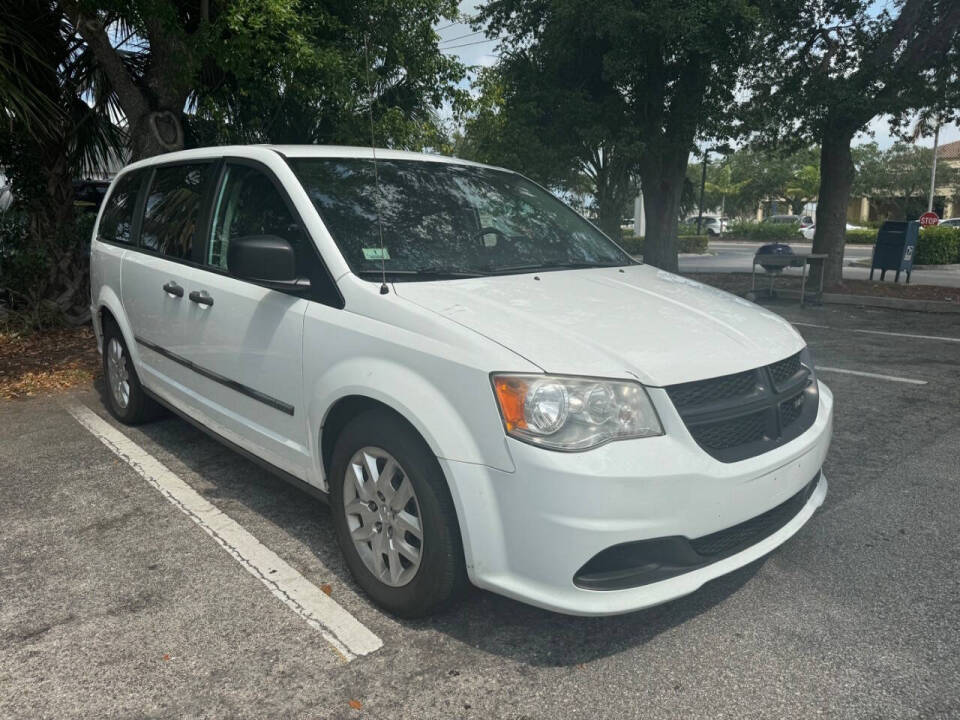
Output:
90,146,833,617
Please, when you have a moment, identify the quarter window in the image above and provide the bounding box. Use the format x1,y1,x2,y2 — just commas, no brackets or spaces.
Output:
141,164,212,259
97,172,141,245
208,165,304,271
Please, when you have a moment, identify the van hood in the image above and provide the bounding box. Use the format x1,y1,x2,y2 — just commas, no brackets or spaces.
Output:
392,264,805,387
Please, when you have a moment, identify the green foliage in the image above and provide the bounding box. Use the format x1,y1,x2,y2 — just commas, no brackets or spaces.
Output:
189,0,467,149
0,210,95,330
915,226,960,265
845,229,877,244
726,221,800,243
852,142,960,219
470,0,775,263
618,233,708,256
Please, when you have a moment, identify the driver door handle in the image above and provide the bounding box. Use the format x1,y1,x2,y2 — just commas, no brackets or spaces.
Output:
162,281,184,297
188,289,214,307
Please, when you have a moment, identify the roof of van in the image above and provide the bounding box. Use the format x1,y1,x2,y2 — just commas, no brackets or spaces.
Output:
119,144,508,173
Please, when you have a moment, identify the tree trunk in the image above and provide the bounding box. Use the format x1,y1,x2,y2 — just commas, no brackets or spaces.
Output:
813,126,856,288
639,148,687,272
74,12,188,160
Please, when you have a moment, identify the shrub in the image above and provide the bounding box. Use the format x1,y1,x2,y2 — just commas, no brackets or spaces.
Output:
0,210,95,329
915,225,960,265
615,233,708,255
727,221,801,243
845,228,877,244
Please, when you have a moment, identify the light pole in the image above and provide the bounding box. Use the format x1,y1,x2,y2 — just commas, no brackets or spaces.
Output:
928,123,940,213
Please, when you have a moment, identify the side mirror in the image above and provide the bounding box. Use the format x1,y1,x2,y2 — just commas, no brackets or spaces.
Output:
227,234,311,293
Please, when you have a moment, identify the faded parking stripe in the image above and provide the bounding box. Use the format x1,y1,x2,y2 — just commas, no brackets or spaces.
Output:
67,404,383,662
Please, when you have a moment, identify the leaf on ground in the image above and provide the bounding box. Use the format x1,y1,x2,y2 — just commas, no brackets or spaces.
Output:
320,584,332,596
161,654,171,661
348,699,363,710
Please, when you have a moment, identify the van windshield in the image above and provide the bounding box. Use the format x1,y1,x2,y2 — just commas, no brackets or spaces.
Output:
290,158,632,280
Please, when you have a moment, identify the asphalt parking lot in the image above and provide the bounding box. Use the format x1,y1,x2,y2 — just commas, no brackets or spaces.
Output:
2,302,959,719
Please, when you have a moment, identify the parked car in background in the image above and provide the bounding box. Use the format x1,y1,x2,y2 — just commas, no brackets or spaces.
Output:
72,179,111,213
90,145,833,617
764,214,801,225
800,223,864,241
799,215,814,229
682,215,729,235
939,218,960,228
0,179,111,215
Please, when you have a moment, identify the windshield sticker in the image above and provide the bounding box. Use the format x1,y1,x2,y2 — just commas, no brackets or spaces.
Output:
362,247,391,260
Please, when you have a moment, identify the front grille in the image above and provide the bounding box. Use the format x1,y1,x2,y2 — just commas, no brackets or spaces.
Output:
690,410,767,449
574,473,822,590
667,369,758,409
769,352,803,388
690,475,819,556
780,391,806,429
666,351,818,463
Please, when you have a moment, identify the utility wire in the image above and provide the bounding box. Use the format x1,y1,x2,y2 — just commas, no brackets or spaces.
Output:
438,30,484,45
439,37,498,51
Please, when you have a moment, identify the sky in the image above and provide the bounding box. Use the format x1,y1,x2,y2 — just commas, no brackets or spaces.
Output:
435,2,960,152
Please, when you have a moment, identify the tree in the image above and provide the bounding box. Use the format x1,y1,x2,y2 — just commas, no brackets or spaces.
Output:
746,0,960,286
457,30,640,239
68,0,465,160
851,141,960,219
476,0,773,269
1,0,126,325
705,162,751,225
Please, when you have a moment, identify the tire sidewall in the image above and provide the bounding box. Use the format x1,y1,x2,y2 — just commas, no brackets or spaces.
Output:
101,322,147,423
329,410,464,617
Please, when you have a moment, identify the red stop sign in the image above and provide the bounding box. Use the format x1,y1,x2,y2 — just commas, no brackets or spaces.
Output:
919,211,939,227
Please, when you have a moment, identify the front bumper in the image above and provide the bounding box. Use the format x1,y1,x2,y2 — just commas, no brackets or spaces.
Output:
442,380,833,616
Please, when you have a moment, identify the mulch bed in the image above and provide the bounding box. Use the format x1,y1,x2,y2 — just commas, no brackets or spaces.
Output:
0,325,100,400
684,272,960,304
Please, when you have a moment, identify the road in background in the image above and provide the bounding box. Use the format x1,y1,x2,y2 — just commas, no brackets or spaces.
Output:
680,240,960,287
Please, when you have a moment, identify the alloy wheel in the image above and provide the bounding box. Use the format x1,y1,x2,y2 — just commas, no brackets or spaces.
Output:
343,446,424,587
107,338,130,410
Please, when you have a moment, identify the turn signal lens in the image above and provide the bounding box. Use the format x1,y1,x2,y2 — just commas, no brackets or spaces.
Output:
493,377,529,431
490,373,663,451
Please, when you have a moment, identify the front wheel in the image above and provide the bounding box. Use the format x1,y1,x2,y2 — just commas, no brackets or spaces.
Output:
329,409,466,617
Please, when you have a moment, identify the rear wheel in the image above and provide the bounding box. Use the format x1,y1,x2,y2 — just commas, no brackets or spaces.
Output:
329,409,466,617
101,320,161,425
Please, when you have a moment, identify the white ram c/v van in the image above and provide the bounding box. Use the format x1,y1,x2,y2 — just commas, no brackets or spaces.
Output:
90,145,833,617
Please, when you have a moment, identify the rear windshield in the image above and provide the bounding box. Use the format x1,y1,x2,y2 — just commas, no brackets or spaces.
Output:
290,158,631,280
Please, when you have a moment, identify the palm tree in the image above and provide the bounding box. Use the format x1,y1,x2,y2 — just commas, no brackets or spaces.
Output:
1,0,126,325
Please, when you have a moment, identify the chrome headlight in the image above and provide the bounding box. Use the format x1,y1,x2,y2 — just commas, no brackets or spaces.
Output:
491,374,663,451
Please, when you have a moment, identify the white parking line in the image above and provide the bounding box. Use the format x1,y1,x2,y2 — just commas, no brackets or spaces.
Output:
791,322,960,344
816,367,928,385
850,328,960,344
67,404,382,662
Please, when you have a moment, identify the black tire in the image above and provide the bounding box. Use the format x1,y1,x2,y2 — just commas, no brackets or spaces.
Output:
101,318,161,425
329,408,467,617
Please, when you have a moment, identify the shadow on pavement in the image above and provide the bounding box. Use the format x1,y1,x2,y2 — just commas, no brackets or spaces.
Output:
94,378,765,667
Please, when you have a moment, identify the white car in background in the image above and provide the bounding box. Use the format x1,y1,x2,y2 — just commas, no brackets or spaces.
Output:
89,145,833,617
800,223,864,241
939,218,960,228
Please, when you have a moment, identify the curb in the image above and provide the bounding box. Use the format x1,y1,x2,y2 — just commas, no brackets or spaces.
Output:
755,289,960,314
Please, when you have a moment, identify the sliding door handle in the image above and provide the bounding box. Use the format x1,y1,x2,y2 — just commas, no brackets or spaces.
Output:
162,281,184,297
188,290,214,307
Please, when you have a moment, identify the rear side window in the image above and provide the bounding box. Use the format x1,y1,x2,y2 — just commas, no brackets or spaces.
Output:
97,172,141,245
208,165,306,271
141,163,212,259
